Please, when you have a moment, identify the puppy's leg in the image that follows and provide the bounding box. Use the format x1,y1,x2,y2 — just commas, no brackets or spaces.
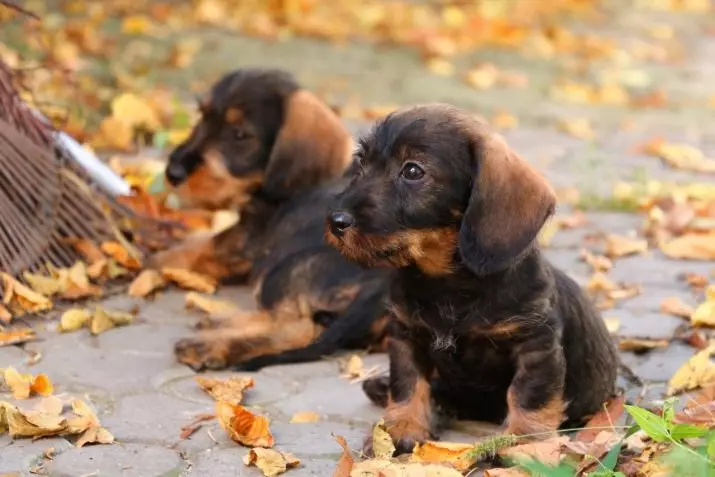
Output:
150,223,252,281
174,307,318,370
505,331,566,438
381,324,435,455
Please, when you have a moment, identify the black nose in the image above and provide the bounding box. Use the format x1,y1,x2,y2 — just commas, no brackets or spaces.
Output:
329,211,355,236
165,162,187,186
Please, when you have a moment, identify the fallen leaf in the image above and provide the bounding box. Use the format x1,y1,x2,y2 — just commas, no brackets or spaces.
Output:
110,92,161,132
59,308,91,332
660,297,695,319
340,355,364,379
605,234,648,259
0,328,36,347
619,338,669,352
350,459,463,476
54,262,102,300
64,238,106,265
603,317,621,334
100,241,142,270
1,272,52,315
195,376,254,405
684,273,709,289
242,448,300,477
290,411,320,424
216,401,274,447
661,233,715,260
22,272,62,297
412,441,475,471
425,58,454,76
333,434,354,477
30,374,54,397
161,268,217,294
491,111,518,130
128,270,166,297
691,285,715,327
179,413,215,440
75,426,114,448
2,367,53,399
465,63,499,89
558,118,595,140
643,140,715,173
0,305,11,323
499,436,569,467
371,419,396,459
574,396,626,441
580,250,613,272
65,399,100,434
185,292,237,316
0,400,66,438
89,307,134,335
668,344,715,395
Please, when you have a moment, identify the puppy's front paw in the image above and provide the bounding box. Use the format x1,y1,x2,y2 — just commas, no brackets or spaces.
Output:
174,334,230,371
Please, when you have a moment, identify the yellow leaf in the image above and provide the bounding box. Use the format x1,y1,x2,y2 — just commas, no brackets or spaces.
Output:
128,270,166,297
691,286,715,327
465,63,499,90
0,328,35,346
491,111,518,130
1,272,52,315
412,441,475,471
604,234,648,259
185,292,236,316
242,448,300,477
89,307,115,335
66,398,100,434
661,234,715,260
195,376,254,405
3,367,30,399
58,262,102,300
60,308,91,332
603,317,620,334
371,419,396,459
110,93,161,131
660,296,695,319
76,426,114,448
557,118,594,140
340,354,364,379
618,338,669,352
94,117,133,151
161,268,217,294
0,304,11,323
425,58,454,76
290,411,320,424
22,272,62,297
121,15,154,34
668,345,715,395
0,400,67,438
216,401,274,448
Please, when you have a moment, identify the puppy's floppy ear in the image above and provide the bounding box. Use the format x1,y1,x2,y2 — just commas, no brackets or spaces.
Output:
262,90,353,201
459,127,556,275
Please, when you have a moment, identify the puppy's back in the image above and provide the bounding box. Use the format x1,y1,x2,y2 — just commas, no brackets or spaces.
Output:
553,266,618,422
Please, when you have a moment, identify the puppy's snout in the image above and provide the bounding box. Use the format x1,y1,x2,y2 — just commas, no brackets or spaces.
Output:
166,161,187,186
328,210,355,237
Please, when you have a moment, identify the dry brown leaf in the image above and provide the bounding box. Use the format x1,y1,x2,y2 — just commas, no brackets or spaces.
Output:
661,233,715,260
128,270,166,298
691,285,715,327
412,441,475,471
90,307,115,335
185,292,237,316
216,401,274,447
161,268,217,294
0,400,67,438
56,262,102,300
59,308,91,332
644,140,715,173
242,448,300,477
0,328,36,347
290,411,320,424
605,234,648,258
64,238,106,265
333,434,354,477
196,376,254,405
100,241,142,270
22,272,62,297
619,338,669,352
1,272,52,315
179,413,215,440
685,273,709,289
668,344,715,395
76,426,115,448
660,296,695,319
349,459,463,476
499,436,568,467
66,398,100,434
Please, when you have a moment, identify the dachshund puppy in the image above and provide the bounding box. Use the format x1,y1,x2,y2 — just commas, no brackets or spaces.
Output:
152,68,390,371
326,103,618,453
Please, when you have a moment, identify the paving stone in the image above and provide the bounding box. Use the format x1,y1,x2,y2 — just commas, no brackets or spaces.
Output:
608,310,683,340
192,448,339,477
619,342,696,383
270,422,369,456
0,436,73,474
102,393,214,445
608,255,715,287
46,443,184,477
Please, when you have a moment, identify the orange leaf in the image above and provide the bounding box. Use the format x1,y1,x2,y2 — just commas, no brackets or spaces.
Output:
64,238,106,265
604,234,648,259
412,441,475,471
30,373,54,397
161,268,217,294
660,296,695,319
128,270,166,297
195,376,254,405
216,402,274,447
661,233,715,260
332,434,354,477
0,328,35,346
100,241,142,270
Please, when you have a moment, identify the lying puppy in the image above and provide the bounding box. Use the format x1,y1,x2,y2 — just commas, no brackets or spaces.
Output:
326,103,618,453
152,68,390,371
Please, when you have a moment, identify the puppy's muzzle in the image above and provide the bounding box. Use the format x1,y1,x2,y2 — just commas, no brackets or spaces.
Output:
165,162,187,185
328,210,355,237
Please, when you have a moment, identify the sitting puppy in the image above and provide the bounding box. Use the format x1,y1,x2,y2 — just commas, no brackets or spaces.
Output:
326,103,618,453
152,68,390,371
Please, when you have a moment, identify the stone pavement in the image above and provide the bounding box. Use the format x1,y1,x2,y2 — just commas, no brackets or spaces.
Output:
2,3,715,476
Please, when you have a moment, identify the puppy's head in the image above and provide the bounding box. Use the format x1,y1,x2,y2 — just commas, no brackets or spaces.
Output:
166,68,353,210
327,103,556,276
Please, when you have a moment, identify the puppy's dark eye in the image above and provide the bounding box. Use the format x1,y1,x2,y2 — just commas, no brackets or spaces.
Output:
234,129,246,141
400,162,425,182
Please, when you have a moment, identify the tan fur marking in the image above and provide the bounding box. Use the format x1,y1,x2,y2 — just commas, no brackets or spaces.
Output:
384,377,432,445
225,107,244,124
150,233,233,280
505,387,565,437
174,148,263,210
